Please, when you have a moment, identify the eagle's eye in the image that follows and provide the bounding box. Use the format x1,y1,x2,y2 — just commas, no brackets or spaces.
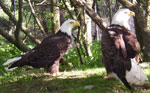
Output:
70,21,74,24
124,11,128,14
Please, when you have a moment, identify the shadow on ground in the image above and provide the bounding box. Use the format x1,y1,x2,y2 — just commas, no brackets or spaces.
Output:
0,68,150,93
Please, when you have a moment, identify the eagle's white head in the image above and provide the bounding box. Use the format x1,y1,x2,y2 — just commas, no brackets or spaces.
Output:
60,19,80,36
111,8,135,30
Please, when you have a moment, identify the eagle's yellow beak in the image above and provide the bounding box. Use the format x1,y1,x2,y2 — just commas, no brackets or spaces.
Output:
73,21,80,27
128,11,135,16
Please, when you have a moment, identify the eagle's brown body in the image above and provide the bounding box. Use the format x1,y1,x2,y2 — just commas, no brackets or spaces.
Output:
9,31,71,74
4,19,80,75
101,25,141,89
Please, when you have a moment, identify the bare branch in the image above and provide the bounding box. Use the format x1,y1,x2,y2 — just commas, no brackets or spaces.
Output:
0,28,16,44
0,27,30,52
27,0,47,37
0,1,41,44
62,0,77,20
35,0,47,5
72,34,85,64
131,0,137,4
0,0,17,24
117,0,134,8
21,27,41,44
0,0,30,52
72,0,107,31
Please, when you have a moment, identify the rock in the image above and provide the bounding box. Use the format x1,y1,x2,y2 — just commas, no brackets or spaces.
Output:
84,85,95,90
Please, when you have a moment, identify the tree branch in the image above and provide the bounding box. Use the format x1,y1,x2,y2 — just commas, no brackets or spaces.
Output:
21,27,41,44
0,27,30,52
0,28,16,44
0,0,17,24
35,0,47,6
72,0,107,31
0,0,41,44
27,0,47,37
62,0,77,20
117,0,134,8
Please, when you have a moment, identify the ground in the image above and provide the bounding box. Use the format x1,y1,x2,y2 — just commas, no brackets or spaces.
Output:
0,65,150,93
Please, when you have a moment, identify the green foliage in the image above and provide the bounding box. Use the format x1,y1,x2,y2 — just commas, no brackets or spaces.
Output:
0,40,35,77
62,40,103,71
0,40,22,67
45,12,54,30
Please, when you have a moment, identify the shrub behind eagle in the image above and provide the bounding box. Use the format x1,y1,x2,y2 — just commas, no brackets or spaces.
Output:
3,19,80,76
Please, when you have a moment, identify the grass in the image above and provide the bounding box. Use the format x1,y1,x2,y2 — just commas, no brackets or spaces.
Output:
0,65,150,93
0,41,150,93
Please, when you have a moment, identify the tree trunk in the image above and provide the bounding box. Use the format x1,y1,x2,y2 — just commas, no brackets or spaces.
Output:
51,0,60,34
84,0,93,57
107,0,112,24
92,0,99,40
143,0,150,61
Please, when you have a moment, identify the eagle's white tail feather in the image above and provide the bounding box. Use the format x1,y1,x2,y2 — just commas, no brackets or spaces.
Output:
3,57,21,66
5,67,18,71
126,58,148,85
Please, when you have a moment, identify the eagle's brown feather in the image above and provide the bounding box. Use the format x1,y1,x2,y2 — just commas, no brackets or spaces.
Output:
8,31,71,74
102,25,141,89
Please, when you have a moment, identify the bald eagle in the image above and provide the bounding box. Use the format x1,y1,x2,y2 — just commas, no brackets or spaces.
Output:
102,9,148,89
3,19,80,76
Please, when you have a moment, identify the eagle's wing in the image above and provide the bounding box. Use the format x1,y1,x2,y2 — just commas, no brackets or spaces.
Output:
22,35,71,68
102,25,132,73
107,26,141,61
123,31,141,62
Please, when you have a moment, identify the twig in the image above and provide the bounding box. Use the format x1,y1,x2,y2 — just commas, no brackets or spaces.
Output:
35,0,47,5
71,0,107,31
27,0,47,37
73,34,85,64
0,0,41,44
62,0,77,20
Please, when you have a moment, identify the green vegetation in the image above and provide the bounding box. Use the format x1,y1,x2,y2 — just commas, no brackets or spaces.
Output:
0,0,150,92
0,41,150,93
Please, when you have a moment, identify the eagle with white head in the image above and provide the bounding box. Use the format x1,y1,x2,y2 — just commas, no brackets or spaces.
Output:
102,8,148,89
3,19,80,76
111,8,135,30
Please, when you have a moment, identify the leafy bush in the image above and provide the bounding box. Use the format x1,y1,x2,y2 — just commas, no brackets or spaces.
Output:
0,40,22,68
0,40,36,76
61,40,103,70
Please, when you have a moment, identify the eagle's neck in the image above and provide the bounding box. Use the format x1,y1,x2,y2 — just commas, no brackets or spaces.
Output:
60,24,73,37
112,20,130,30
57,30,71,38
122,21,130,30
